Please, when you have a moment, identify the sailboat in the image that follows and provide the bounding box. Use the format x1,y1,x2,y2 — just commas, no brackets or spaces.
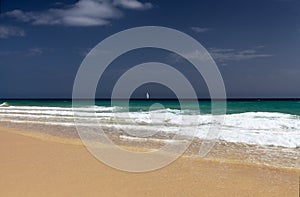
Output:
146,92,150,99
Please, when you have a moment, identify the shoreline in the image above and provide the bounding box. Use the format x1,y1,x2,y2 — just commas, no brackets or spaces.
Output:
2,125,299,171
0,126,299,196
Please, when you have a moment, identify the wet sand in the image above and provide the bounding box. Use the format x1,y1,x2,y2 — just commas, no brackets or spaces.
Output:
0,127,299,197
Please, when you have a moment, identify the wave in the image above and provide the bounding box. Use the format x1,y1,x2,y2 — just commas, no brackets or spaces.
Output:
0,105,299,148
0,102,9,107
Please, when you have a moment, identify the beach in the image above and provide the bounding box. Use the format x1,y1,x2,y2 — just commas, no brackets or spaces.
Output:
1,127,299,197
2,0,299,195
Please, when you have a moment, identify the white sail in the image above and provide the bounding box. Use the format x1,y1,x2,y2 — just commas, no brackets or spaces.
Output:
146,92,150,99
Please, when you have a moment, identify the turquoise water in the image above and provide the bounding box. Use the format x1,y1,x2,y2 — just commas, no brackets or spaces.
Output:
1,99,299,115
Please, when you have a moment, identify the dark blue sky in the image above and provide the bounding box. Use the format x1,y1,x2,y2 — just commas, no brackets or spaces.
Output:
0,0,299,98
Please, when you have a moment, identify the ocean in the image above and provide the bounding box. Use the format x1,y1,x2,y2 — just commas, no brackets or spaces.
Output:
0,99,299,169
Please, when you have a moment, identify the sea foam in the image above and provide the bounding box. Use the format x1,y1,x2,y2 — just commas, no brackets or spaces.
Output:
0,105,299,148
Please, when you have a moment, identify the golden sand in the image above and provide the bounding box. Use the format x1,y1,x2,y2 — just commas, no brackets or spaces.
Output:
0,127,299,197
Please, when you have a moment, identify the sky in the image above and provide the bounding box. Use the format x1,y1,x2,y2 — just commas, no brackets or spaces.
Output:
0,0,299,99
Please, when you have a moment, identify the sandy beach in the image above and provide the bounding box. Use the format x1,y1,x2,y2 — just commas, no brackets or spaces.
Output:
1,0,300,195
0,127,299,197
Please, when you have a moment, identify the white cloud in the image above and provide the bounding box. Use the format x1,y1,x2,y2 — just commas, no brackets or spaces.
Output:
53,2,65,6
113,0,152,10
0,47,46,56
181,50,211,61
28,47,45,56
168,47,273,65
209,48,273,62
254,45,265,49
0,25,26,39
190,27,211,33
5,0,152,27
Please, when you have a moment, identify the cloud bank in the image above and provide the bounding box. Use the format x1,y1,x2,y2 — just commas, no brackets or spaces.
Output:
169,47,273,65
0,25,26,39
209,48,273,62
0,47,46,56
190,26,211,33
5,0,152,27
